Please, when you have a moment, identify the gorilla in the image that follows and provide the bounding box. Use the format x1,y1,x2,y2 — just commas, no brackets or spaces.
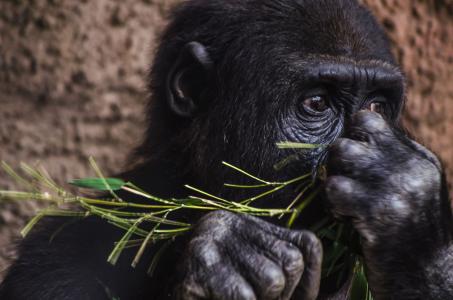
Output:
1,0,452,299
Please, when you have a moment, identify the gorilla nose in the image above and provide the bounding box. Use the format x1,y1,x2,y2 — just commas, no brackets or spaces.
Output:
361,101,384,115
364,101,384,114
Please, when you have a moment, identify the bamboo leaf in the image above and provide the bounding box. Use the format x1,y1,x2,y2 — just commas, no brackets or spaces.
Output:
88,157,123,202
273,154,300,171
276,142,325,149
2,159,369,295
350,264,369,300
69,178,126,191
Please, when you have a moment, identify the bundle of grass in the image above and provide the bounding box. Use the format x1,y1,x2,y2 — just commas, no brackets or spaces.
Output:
0,143,373,300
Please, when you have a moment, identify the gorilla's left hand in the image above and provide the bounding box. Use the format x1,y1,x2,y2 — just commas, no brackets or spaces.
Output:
325,110,453,298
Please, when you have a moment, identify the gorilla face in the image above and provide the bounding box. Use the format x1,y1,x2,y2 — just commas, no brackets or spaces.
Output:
149,0,405,193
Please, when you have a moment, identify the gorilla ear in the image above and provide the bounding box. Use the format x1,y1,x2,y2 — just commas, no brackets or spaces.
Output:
166,41,214,117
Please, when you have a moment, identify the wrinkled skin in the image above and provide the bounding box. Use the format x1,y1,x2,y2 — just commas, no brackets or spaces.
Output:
175,211,322,300
175,113,452,300
326,111,453,299
1,0,452,299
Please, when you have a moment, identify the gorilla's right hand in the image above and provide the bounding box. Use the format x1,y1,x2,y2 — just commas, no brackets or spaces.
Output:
174,211,322,300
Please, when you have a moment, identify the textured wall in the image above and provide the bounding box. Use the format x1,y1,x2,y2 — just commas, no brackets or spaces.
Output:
0,0,179,275
0,0,452,276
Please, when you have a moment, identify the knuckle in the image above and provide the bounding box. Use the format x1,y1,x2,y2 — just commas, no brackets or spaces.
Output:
326,176,354,196
209,210,233,219
325,176,342,194
199,210,233,224
220,272,256,300
177,280,205,299
410,140,442,171
188,239,222,267
194,211,237,238
355,110,387,132
262,264,285,295
187,237,207,253
301,231,319,247
234,283,256,300
304,232,323,257
331,139,373,166
331,138,348,153
283,245,304,272
346,141,369,157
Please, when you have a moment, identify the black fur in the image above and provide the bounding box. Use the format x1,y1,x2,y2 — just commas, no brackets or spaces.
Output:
1,0,452,299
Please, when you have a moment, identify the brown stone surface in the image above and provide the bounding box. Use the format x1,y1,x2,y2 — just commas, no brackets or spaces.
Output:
0,0,179,276
0,0,452,277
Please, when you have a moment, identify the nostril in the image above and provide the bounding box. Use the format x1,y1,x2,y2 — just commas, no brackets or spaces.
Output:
366,102,383,114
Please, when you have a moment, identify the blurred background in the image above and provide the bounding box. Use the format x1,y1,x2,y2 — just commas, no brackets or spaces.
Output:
0,0,452,278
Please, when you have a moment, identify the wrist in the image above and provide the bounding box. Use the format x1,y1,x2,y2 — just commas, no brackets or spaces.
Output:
362,232,453,299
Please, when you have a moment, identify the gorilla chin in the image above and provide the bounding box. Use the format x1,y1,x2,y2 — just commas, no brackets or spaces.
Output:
1,0,452,299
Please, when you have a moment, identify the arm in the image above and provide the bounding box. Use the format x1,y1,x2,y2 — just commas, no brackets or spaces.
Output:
0,216,153,300
421,242,453,298
0,203,323,300
364,172,453,299
326,110,453,299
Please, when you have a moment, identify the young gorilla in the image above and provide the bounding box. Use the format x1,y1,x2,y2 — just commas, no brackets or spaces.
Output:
1,0,452,299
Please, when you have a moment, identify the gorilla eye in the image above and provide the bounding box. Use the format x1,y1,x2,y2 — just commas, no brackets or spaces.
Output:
303,95,329,112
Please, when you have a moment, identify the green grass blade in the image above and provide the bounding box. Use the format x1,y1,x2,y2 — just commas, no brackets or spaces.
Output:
147,240,172,277
21,212,46,237
350,262,369,300
222,161,275,184
108,220,142,265
132,211,171,268
224,183,272,189
1,161,35,191
287,187,320,228
276,142,325,149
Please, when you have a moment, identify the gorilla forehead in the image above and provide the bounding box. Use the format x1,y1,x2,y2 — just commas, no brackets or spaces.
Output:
162,0,396,67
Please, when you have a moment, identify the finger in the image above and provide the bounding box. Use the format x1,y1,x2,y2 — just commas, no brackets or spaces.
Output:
177,265,256,300
348,110,394,144
239,228,305,300
408,139,442,171
181,238,256,300
325,175,369,219
176,278,208,300
267,240,305,300
280,230,322,300
208,264,256,300
177,239,222,299
233,215,322,299
328,138,378,176
227,236,286,300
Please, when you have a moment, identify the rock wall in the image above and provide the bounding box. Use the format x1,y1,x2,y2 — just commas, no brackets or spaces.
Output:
0,0,452,276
